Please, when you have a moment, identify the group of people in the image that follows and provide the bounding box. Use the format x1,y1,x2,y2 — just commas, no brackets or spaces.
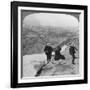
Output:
44,44,78,65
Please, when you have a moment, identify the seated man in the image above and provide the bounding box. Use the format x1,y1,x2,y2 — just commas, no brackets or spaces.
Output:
44,45,53,64
54,47,65,61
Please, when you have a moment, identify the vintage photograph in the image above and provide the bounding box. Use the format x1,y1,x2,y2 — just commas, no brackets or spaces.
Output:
11,1,87,88
21,10,80,78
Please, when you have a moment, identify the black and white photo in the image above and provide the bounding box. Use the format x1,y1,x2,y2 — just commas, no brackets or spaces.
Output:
11,1,88,88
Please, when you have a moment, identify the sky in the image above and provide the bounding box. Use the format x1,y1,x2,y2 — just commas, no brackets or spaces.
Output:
23,13,79,31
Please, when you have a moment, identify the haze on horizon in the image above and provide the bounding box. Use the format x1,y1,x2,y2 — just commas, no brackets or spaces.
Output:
23,13,79,32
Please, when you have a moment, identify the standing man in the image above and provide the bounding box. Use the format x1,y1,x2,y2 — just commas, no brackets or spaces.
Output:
44,45,53,64
69,46,78,64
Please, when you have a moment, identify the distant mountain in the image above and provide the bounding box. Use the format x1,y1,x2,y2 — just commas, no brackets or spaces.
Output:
22,13,79,55
22,26,79,55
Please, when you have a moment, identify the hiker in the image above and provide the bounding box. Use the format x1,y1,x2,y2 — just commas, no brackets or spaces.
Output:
69,46,78,64
54,47,65,61
44,45,53,64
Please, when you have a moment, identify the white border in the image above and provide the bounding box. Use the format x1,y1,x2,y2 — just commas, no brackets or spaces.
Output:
18,6,84,83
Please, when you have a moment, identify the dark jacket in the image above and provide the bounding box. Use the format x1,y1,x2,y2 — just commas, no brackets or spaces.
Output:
54,48,65,60
69,46,77,55
44,45,53,59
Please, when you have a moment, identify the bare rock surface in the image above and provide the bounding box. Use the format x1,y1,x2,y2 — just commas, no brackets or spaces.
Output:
23,53,79,77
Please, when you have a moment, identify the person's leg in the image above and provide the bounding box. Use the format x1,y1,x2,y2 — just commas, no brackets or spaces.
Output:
72,54,75,64
47,59,50,64
47,55,51,64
